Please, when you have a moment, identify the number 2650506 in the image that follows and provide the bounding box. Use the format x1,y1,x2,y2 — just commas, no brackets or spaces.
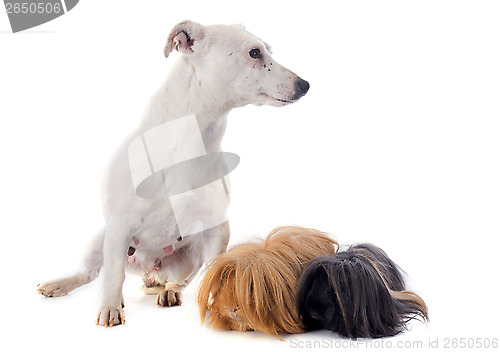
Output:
5,2,62,14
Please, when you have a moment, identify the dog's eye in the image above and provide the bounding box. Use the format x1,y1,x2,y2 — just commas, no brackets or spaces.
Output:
249,48,261,59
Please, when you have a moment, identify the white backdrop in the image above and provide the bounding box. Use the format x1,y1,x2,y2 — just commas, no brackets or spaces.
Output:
1,1,499,351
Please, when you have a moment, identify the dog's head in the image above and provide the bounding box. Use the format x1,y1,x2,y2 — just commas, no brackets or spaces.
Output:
296,244,429,338
197,226,338,336
165,21,309,108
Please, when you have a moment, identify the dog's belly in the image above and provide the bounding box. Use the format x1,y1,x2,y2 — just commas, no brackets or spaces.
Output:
126,247,177,275
125,221,180,271
108,172,229,275
131,223,178,249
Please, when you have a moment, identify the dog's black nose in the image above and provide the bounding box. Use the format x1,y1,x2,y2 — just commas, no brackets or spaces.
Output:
293,78,310,100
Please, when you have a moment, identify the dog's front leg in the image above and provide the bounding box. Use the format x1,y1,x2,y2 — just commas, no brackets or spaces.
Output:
96,219,128,327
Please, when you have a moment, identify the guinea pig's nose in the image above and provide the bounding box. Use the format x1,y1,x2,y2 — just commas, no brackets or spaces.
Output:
293,78,310,100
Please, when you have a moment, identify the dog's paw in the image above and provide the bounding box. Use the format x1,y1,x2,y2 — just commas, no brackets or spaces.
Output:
141,285,164,295
157,289,182,307
37,279,74,297
142,273,161,288
96,307,125,327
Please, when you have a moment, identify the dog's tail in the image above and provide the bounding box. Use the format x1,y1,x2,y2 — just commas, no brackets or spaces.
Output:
296,243,428,338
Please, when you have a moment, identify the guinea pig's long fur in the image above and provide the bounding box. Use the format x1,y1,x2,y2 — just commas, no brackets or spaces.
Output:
197,226,338,336
296,243,428,338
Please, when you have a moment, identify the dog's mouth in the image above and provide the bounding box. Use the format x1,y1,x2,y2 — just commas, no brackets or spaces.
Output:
276,98,295,104
260,93,296,105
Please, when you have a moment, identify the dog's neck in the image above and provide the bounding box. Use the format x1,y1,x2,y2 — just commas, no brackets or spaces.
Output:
140,57,233,153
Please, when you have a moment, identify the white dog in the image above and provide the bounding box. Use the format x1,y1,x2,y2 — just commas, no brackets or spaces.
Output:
37,20,309,327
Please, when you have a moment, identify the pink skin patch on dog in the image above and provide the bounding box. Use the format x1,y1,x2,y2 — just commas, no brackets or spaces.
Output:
163,245,174,256
127,256,137,265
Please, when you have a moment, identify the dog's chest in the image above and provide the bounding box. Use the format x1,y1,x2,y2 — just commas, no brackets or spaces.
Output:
132,207,179,248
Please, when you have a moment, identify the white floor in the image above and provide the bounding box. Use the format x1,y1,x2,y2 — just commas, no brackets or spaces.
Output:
26,269,431,352
2,1,499,351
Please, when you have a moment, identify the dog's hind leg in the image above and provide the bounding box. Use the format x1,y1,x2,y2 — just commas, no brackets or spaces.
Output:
37,228,104,297
155,239,205,307
157,222,230,307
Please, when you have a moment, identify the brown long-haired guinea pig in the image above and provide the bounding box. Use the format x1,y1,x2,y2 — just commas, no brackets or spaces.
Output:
197,226,338,336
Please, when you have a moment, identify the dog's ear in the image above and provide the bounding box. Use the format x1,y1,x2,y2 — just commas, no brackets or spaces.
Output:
164,20,205,58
